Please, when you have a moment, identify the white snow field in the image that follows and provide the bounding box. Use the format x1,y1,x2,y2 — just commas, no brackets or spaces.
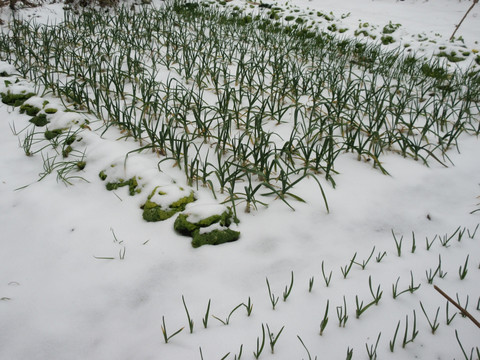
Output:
0,0,479,359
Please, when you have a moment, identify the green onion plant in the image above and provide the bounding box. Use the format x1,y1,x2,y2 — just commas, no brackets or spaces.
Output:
365,332,381,360
161,315,184,344
419,301,440,334
402,311,419,348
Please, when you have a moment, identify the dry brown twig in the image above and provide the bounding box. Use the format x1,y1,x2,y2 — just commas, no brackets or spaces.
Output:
450,0,479,41
434,285,480,329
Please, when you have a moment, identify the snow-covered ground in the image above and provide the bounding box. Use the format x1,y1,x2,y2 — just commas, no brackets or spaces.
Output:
0,1,479,359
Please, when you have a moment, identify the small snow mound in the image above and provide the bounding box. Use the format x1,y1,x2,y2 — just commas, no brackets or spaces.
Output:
0,61,17,76
184,203,229,223
198,222,227,234
148,184,193,208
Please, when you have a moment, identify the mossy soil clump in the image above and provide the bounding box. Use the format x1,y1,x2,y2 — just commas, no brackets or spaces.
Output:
142,187,195,222
19,103,41,116
173,210,233,236
45,129,63,140
99,170,140,196
0,91,36,106
191,228,240,248
29,113,48,126
0,90,59,127
105,177,139,194
174,207,240,247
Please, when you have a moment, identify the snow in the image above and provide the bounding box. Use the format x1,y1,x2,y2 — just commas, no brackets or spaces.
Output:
184,202,230,223
1,1,479,359
198,222,228,234
148,185,194,208
0,61,17,74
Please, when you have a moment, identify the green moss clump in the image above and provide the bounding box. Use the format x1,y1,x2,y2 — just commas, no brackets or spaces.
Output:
76,161,86,170
99,170,108,181
1,91,36,106
295,17,305,24
174,207,240,247
191,228,240,248
29,113,49,126
143,207,178,222
142,188,195,222
268,11,280,20
174,210,234,236
65,135,76,145
170,191,196,210
258,3,272,8
381,35,395,45
19,104,41,116
382,22,401,34
106,177,139,196
437,51,465,63
354,29,369,37
44,129,63,140
317,12,332,21
173,214,198,235
44,108,58,114
327,24,337,32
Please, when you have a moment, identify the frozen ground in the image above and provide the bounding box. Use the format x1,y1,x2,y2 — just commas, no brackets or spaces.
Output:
0,1,479,359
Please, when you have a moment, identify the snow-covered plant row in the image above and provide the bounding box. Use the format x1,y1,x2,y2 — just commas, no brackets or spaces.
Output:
0,0,479,216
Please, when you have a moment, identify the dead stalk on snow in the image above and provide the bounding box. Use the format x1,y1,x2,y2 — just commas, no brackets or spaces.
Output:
450,0,479,41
